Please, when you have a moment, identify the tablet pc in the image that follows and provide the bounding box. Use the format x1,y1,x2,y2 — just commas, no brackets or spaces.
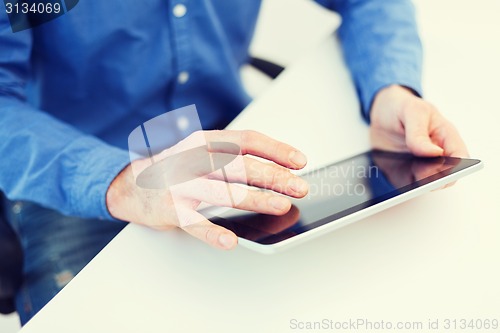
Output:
209,150,483,254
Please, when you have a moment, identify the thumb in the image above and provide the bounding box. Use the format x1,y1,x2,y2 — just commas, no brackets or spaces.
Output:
403,110,443,157
178,207,238,250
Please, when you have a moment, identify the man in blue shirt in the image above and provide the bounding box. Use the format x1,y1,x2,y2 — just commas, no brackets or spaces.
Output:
0,0,468,324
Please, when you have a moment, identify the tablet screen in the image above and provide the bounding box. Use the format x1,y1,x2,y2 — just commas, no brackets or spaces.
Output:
209,151,480,245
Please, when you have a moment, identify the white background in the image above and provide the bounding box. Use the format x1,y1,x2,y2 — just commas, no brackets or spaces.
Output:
1,0,499,331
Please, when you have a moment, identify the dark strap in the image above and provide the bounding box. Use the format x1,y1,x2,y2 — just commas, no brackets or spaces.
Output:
0,195,23,315
249,57,285,79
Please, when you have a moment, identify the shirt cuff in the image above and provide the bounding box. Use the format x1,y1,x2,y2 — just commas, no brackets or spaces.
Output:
357,63,423,123
68,136,131,221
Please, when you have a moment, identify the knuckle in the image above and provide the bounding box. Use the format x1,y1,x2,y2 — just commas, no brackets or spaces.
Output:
190,130,205,140
272,142,281,158
207,129,224,140
245,159,260,186
241,130,259,145
269,167,280,188
248,191,264,211
204,227,220,245
211,185,229,205
402,98,427,115
225,155,246,180
182,130,208,148
270,167,289,189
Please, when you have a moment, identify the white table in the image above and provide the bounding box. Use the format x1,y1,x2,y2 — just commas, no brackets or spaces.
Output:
19,2,500,332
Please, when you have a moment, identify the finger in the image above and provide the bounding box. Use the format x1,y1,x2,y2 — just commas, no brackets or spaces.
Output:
431,180,457,191
369,126,409,153
173,178,292,215
217,205,301,242
412,158,456,191
178,208,238,250
243,157,309,197
238,204,301,235
207,153,309,198
136,145,211,189
443,180,457,189
410,157,449,180
139,146,309,197
204,130,308,170
402,108,444,157
432,122,469,158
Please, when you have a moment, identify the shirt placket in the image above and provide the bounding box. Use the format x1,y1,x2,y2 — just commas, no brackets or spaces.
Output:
169,0,198,135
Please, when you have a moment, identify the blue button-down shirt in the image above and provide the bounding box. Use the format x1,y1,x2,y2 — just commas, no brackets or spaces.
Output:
0,0,422,220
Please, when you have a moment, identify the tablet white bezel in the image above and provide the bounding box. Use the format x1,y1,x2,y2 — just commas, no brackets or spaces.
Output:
237,160,483,254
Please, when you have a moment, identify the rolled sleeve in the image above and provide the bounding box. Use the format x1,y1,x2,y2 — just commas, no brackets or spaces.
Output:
64,136,130,220
317,0,423,122
0,98,130,220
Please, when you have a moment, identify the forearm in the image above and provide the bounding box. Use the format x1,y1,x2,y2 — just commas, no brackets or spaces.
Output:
319,0,423,121
0,96,130,219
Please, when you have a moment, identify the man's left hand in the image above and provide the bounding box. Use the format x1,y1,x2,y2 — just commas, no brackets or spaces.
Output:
369,85,469,158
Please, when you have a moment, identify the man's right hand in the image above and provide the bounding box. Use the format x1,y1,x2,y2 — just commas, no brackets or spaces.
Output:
105,130,309,250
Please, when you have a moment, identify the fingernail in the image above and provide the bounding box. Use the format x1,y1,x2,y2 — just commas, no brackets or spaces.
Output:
269,196,290,211
288,177,309,195
218,233,236,249
428,143,444,155
289,151,307,168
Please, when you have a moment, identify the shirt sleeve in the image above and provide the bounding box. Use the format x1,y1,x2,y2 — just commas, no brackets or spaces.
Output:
316,0,423,122
0,19,130,220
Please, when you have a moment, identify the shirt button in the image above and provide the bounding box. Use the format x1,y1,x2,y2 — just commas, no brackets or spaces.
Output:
172,4,187,18
177,116,190,131
177,71,190,84
12,202,22,214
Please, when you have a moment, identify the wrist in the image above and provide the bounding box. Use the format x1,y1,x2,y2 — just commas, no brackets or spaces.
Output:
374,85,416,106
106,164,133,221
370,85,418,124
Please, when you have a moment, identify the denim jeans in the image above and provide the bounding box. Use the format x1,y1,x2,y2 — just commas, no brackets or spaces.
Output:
1,197,126,325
